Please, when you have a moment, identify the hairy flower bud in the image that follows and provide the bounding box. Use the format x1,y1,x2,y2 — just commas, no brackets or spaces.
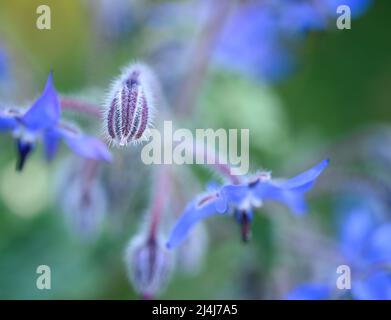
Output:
125,234,173,298
55,158,107,239
104,63,155,147
177,223,208,276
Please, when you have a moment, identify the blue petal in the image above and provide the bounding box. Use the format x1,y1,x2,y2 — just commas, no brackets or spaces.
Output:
22,72,60,130
279,2,327,34
43,129,61,161
0,46,8,80
217,160,328,216
277,159,329,192
255,183,308,215
214,5,294,82
367,223,391,264
217,184,252,213
0,111,17,131
167,198,221,249
286,283,331,300
353,272,391,300
205,181,221,192
326,0,373,18
339,207,375,261
57,127,112,162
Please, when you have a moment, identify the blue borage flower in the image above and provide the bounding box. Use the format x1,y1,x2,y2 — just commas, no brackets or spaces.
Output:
0,46,8,81
167,159,329,249
286,283,331,300
0,72,112,170
214,0,373,82
287,203,391,300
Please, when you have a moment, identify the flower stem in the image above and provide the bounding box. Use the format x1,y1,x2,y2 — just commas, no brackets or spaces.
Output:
213,162,241,185
175,0,235,116
80,159,99,206
148,166,171,242
191,140,241,184
60,98,101,118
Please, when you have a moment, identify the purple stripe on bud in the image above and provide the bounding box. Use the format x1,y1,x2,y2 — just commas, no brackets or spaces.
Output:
105,63,155,147
114,103,122,139
135,94,149,140
107,98,117,140
121,86,132,137
125,236,172,298
129,97,141,139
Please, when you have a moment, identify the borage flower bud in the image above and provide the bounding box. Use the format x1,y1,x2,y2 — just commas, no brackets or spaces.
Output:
125,234,173,299
56,158,107,239
104,63,155,147
177,223,208,276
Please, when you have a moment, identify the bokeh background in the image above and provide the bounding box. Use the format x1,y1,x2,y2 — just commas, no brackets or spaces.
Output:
0,0,390,299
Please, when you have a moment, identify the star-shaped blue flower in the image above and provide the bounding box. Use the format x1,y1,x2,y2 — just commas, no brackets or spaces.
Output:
167,159,329,249
287,203,391,300
214,0,373,82
0,72,112,170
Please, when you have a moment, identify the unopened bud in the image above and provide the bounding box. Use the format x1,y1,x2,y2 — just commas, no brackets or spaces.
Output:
55,158,107,239
177,223,208,276
104,63,155,147
125,235,173,298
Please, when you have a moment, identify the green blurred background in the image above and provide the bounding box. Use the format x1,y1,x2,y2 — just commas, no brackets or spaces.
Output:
0,0,390,299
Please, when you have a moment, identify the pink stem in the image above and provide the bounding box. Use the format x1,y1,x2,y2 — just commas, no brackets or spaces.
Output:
80,159,99,205
191,141,241,184
148,167,171,241
176,0,235,116
60,98,101,118
213,162,241,184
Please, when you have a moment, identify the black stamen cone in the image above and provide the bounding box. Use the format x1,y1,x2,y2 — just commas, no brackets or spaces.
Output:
16,140,33,171
240,211,252,243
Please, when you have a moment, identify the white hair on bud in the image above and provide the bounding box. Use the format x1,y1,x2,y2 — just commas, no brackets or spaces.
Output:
54,157,107,240
124,233,173,297
103,62,157,148
177,222,208,276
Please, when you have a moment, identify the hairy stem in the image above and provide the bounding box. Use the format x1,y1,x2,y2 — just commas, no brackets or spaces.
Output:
149,166,171,241
191,140,241,184
80,159,99,206
60,98,101,118
175,0,235,116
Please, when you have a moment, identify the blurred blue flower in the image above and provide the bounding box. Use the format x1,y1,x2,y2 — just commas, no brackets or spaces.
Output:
214,0,373,82
214,4,293,82
93,0,137,39
287,201,391,300
353,272,391,300
286,283,331,300
0,72,112,170
167,159,329,249
325,0,373,18
0,47,8,80
340,206,391,276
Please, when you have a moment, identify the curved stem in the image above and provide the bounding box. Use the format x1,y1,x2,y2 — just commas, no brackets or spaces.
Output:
175,0,235,116
60,98,101,118
148,166,171,242
191,139,241,184
80,159,99,206
213,162,241,184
